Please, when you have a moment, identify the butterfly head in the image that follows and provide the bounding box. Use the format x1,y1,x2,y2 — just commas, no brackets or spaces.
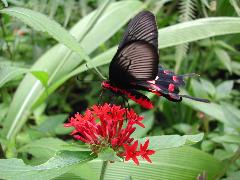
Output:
101,81,111,89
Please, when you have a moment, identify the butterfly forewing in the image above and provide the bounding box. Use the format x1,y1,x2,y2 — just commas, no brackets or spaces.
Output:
109,41,158,85
118,11,158,50
109,10,159,86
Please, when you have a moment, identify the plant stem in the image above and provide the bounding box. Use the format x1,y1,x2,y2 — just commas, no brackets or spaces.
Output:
0,14,13,59
100,161,108,180
203,116,209,134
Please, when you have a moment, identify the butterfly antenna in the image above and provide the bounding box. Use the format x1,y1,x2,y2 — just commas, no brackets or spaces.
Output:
180,94,210,103
86,64,106,80
178,73,200,78
76,64,105,82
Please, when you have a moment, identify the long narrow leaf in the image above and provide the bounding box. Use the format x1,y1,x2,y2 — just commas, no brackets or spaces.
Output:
0,65,28,88
159,17,240,48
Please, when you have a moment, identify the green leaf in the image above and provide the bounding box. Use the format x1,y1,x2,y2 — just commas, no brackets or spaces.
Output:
1,1,144,140
19,138,70,159
131,111,154,138
0,64,28,88
0,103,8,123
52,173,84,180
200,79,216,97
216,40,236,52
31,71,49,88
225,171,240,180
216,80,234,100
184,97,240,130
0,0,8,7
212,135,240,144
214,149,233,161
220,102,240,130
139,133,204,150
230,0,240,16
19,137,90,161
69,163,99,180
182,97,235,128
215,48,232,73
158,17,240,49
37,114,67,133
201,140,215,152
80,147,224,180
0,151,95,180
63,0,74,27
201,0,210,9
173,123,192,134
183,133,205,145
191,79,209,99
98,148,121,162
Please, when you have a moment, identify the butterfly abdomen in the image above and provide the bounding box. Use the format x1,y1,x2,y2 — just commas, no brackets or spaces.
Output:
124,89,153,109
102,81,153,109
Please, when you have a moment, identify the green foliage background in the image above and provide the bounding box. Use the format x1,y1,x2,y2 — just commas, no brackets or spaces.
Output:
0,0,239,179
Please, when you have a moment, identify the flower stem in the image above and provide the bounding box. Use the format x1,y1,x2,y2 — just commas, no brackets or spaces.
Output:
214,146,240,179
100,161,108,180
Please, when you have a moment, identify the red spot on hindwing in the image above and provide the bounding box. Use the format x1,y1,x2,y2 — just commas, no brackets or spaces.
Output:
168,83,175,92
172,76,177,82
163,70,173,74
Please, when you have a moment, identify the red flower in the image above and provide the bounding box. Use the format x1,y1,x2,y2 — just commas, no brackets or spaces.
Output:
139,139,155,163
127,109,145,128
123,141,141,165
64,103,155,165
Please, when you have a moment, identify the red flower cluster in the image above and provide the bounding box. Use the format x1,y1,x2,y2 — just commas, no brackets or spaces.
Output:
64,103,155,165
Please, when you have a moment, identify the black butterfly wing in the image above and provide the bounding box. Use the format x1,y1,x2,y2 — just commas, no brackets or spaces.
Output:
118,11,158,50
109,41,158,86
109,11,159,86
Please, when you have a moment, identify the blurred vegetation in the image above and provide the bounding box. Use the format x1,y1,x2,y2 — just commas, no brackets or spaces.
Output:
0,0,240,179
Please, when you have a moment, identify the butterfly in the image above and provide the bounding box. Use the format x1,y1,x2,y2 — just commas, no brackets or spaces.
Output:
101,11,209,109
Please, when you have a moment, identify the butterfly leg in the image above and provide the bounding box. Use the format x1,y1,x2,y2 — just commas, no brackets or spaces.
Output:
120,95,130,120
98,89,104,105
125,97,130,110
121,95,130,109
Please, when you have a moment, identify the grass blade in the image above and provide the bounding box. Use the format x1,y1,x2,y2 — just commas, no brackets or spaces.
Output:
159,17,240,48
